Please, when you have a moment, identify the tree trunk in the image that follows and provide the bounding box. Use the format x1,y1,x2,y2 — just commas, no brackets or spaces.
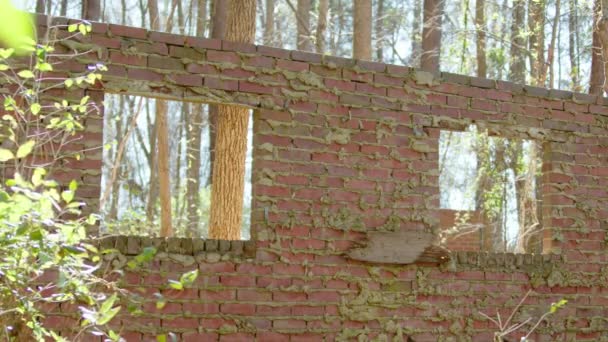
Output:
208,0,256,240
145,103,158,222
148,0,173,237
206,0,229,187
421,0,444,71
590,0,606,95
544,0,560,88
296,0,313,51
475,0,487,78
36,0,45,14
316,0,329,53
265,0,275,46
82,0,101,21
375,0,385,61
60,0,68,16
528,0,545,85
185,5,207,237
411,0,423,66
197,0,208,36
568,0,580,91
509,0,525,83
597,0,608,94
353,0,373,60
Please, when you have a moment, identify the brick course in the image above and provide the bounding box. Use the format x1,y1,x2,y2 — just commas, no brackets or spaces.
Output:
29,14,608,341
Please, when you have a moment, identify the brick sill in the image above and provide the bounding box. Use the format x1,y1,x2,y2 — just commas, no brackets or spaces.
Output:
451,250,563,268
93,235,255,257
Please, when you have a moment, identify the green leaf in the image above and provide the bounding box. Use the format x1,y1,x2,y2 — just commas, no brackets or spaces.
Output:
0,48,14,59
30,103,41,115
0,1,35,55
0,64,7,71
61,190,74,203
68,24,77,32
69,179,78,191
100,293,118,314
32,168,45,186
16,140,35,158
64,79,74,88
157,335,167,342
168,280,183,290
550,299,568,313
97,306,120,325
179,269,199,287
156,299,166,310
17,70,34,79
0,148,14,161
35,62,52,71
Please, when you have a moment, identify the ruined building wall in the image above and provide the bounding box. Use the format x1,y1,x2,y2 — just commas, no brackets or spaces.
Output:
35,15,608,341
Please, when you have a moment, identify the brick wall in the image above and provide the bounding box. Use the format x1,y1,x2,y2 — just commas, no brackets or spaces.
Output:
34,15,608,341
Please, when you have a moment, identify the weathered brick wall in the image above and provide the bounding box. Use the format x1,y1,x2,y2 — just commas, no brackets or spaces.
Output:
35,15,608,341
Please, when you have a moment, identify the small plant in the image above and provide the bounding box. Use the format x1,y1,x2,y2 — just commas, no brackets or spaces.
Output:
480,290,567,342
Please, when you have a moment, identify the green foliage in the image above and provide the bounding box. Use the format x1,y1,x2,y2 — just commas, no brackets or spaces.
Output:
0,0,35,54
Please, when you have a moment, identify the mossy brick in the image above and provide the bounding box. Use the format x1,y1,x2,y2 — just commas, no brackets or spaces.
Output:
169,45,205,60
207,50,240,64
291,50,323,63
148,55,184,70
109,24,147,39
148,31,186,45
277,59,309,72
222,40,256,53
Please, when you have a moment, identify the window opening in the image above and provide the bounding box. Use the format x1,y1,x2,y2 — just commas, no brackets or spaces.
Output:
439,125,543,253
99,94,252,239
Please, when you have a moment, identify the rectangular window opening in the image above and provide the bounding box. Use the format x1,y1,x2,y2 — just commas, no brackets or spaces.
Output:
99,94,253,240
438,125,544,254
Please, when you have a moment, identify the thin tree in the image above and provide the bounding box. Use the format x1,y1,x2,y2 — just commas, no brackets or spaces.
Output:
590,0,606,95
475,0,487,78
353,0,372,60
509,0,525,83
82,0,101,21
206,0,228,187
208,0,256,240
543,0,560,88
264,0,275,46
148,0,173,237
296,0,313,51
528,0,545,85
411,0,423,66
568,0,580,91
316,0,329,53
375,0,385,61
421,0,445,71
186,0,207,237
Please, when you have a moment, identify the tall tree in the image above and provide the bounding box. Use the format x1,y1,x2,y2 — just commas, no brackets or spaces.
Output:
353,0,372,60
36,0,45,13
206,0,228,187
316,0,329,53
509,0,525,83
590,0,606,95
568,0,580,91
528,0,545,85
185,0,208,237
82,0,101,21
544,0,560,88
296,0,313,51
411,0,423,66
475,0,487,78
421,0,445,71
264,0,275,46
375,0,385,61
208,0,256,240
148,0,173,237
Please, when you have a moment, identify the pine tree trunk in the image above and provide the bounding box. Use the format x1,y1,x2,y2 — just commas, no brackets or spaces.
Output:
411,0,423,66
82,0,101,21
197,0,208,36
60,0,68,16
421,0,444,71
597,0,608,94
509,0,525,83
590,0,606,95
36,0,45,13
568,0,580,91
208,0,256,240
316,0,329,53
265,0,275,45
353,0,373,60
475,0,487,78
206,0,229,187
375,0,385,61
528,0,545,85
544,0,560,88
296,0,313,51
